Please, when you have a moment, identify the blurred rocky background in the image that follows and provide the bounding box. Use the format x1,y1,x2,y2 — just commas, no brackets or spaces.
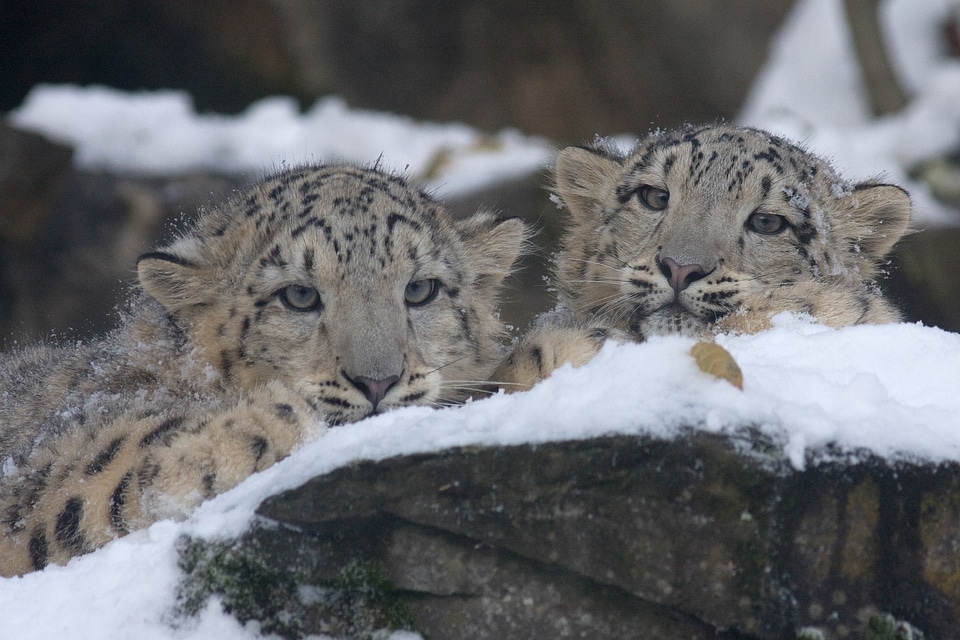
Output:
0,0,791,140
0,0,958,341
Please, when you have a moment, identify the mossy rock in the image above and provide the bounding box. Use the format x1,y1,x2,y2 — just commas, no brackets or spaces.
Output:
176,534,414,639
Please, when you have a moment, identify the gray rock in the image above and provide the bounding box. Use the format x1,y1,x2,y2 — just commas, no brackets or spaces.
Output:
170,432,956,638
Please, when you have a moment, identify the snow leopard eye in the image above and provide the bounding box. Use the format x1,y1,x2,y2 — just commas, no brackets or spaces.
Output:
636,185,669,210
405,279,440,307
746,212,788,235
279,284,322,311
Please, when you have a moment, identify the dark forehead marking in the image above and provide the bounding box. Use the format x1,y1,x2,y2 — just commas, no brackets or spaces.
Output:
298,167,347,191
387,211,424,233
303,247,315,272
289,220,311,238
662,153,677,175
258,243,287,269
690,149,719,187
254,164,430,212
243,194,260,217
297,170,442,231
624,126,823,199
615,183,636,205
760,175,773,198
267,183,285,203
627,124,714,174
210,165,454,273
753,145,782,164
794,217,818,244
622,126,731,195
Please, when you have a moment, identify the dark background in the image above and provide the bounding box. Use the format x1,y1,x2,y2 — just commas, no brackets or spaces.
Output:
0,0,793,141
1,0,959,343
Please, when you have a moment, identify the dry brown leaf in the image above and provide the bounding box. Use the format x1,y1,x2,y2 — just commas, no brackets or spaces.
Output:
690,341,743,390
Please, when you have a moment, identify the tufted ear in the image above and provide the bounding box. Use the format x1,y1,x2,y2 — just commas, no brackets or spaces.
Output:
555,146,622,223
137,247,217,315
844,183,911,259
456,213,527,293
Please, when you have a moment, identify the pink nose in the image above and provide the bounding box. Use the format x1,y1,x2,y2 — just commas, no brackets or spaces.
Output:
658,256,707,293
346,374,400,410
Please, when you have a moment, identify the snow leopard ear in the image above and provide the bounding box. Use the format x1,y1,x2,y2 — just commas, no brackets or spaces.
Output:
843,183,911,259
137,245,217,314
554,146,622,223
456,213,527,292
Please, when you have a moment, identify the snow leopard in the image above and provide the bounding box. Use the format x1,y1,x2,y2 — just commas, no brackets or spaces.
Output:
0,163,526,575
493,124,911,391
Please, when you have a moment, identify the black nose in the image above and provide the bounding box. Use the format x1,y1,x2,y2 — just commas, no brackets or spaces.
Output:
658,256,707,293
346,374,400,410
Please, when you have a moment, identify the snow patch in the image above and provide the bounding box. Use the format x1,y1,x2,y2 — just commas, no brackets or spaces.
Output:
739,0,960,224
9,85,553,200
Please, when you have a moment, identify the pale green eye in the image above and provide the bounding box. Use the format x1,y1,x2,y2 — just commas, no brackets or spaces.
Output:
746,212,788,235
279,284,321,311
405,279,440,307
637,185,669,210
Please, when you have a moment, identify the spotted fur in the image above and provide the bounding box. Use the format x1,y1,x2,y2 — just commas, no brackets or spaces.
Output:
494,124,910,391
0,164,525,575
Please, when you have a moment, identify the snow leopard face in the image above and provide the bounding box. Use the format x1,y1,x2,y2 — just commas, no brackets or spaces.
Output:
0,163,526,576
552,124,911,337
138,164,526,423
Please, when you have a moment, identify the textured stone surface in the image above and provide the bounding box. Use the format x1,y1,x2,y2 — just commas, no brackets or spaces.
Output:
194,433,960,639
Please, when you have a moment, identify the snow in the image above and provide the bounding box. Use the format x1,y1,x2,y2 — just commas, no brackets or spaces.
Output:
8,86,553,200
739,0,960,225
4,1,960,636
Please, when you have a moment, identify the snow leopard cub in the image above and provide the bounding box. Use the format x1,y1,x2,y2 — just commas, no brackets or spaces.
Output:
494,124,911,391
0,163,526,575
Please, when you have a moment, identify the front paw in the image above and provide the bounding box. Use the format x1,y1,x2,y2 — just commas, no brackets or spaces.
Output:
248,380,328,439
713,308,774,335
491,326,624,393
138,382,325,522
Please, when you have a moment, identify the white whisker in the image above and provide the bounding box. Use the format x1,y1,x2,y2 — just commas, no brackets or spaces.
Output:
565,255,631,271
424,353,476,376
